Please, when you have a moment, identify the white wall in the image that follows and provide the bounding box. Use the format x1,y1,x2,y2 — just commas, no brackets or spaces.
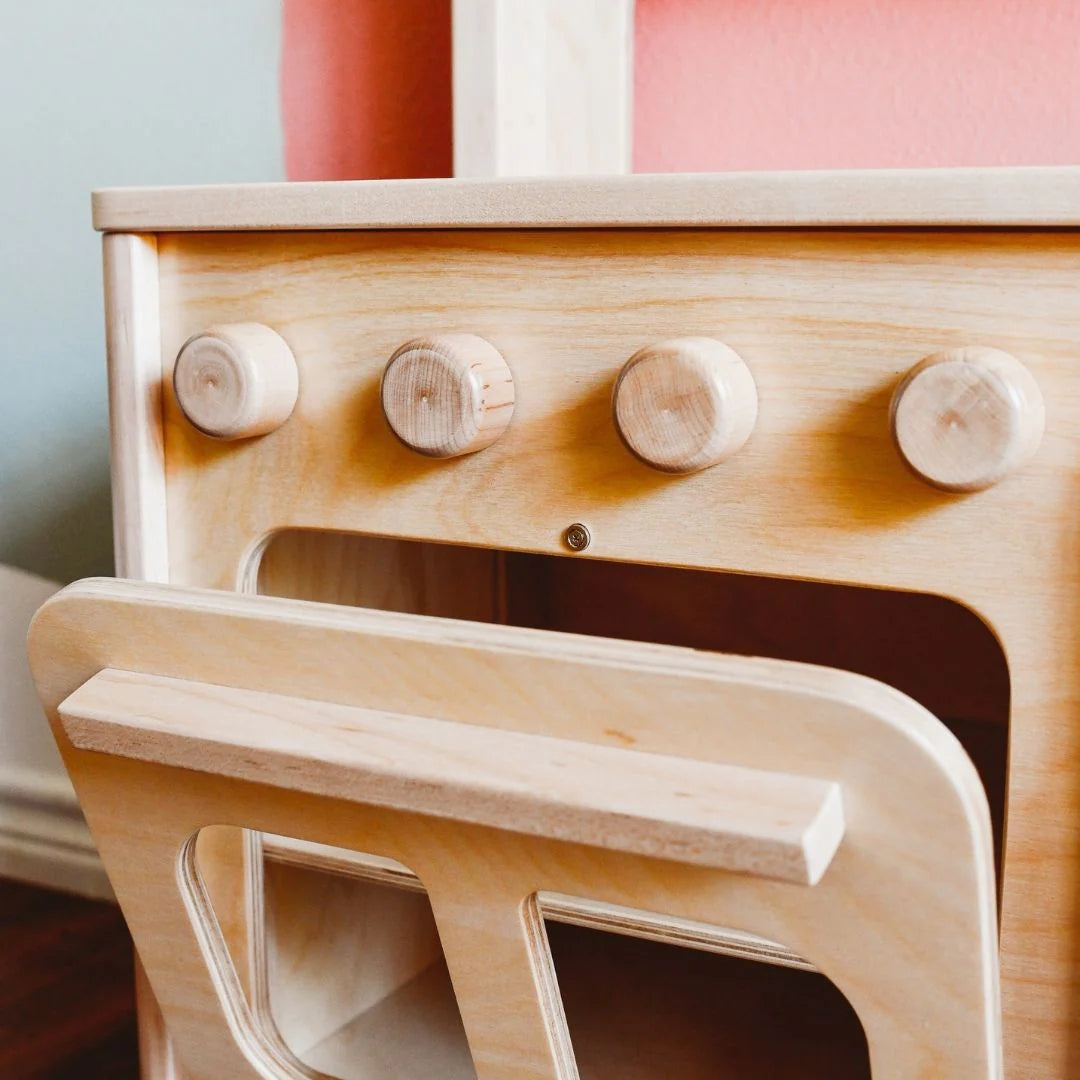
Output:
0,0,285,894
0,0,284,580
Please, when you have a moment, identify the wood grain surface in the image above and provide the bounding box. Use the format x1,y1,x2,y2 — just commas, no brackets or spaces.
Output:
29,579,1000,1080
93,167,1080,232
140,222,1080,1076
90,170,1080,1077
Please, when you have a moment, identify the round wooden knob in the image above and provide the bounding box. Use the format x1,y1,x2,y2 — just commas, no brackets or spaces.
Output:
174,323,298,440
612,338,758,473
381,334,515,458
890,346,1044,492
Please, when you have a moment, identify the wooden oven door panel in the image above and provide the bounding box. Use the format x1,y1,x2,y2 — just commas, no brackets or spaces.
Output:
29,578,1000,1080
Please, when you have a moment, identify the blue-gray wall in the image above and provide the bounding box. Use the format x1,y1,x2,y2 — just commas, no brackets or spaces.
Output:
0,1,284,582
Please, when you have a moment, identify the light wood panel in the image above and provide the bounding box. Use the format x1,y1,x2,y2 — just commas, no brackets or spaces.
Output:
261,837,814,971
103,233,167,582
300,960,473,1079
260,860,451,1068
60,668,846,885
147,223,1080,1076
154,227,1080,594
93,171,1080,1077
451,0,634,177
103,230,194,1080
132,956,187,1080
93,167,1080,231
256,529,501,617
29,579,1000,1080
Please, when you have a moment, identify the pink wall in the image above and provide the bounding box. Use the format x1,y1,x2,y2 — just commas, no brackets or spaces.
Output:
282,1,1080,180
281,0,451,181
635,0,1080,172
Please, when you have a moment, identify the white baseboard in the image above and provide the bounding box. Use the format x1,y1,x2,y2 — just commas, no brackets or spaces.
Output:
0,766,112,901
0,565,113,900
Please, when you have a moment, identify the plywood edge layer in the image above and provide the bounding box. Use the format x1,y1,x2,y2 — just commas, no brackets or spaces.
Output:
93,166,1080,232
59,667,844,884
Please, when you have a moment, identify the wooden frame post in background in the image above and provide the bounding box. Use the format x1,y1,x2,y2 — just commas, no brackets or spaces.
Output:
452,0,635,178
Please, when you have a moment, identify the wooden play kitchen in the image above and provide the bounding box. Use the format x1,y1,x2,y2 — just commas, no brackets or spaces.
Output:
26,168,1080,1078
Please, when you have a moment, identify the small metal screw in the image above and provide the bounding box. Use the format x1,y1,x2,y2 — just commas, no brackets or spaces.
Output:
564,523,591,552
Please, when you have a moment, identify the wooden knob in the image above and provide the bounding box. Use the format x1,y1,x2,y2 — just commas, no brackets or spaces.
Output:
381,334,515,458
612,338,758,474
890,346,1044,492
174,323,298,440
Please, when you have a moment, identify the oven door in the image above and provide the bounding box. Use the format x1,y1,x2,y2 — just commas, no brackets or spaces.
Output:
29,578,1001,1080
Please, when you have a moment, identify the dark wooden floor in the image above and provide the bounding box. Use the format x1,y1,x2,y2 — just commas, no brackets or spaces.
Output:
0,878,138,1079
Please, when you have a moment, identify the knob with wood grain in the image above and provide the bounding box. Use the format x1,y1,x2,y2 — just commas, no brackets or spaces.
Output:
890,346,1044,492
173,323,299,440
381,334,515,458
612,338,758,473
